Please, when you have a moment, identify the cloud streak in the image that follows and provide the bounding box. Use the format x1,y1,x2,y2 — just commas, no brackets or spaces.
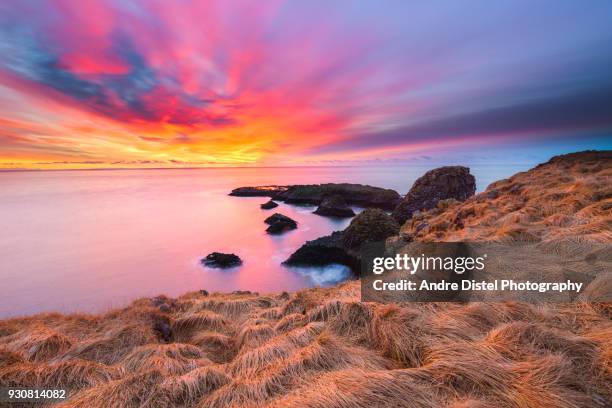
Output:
0,0,611,168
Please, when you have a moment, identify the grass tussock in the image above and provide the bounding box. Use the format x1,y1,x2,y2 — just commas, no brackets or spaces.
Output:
121,343,210,375
64,323,157,365
171,311,228,342
0,359,118,390
2,329,72,362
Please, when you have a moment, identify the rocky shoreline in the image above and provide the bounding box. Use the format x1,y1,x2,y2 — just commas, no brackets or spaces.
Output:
217,151,612,297
1,151,610,407
226,165,477,274
230,183,401,210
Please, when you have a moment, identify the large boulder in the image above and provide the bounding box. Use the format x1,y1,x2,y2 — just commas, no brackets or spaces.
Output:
284,209,399,272
201,252,242,268
342,209,400,249
313,195,355,218
392,166,476,225
265,213,297,234
230,183,401,210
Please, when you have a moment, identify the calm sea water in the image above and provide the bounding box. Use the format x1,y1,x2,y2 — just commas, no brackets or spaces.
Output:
0,164,518,317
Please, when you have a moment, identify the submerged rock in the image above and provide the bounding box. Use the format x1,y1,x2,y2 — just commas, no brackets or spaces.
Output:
260,200,279,209
202,252,242,268
392,166,476,225
265,213,297,234
313,195,355,218
231,183,400,210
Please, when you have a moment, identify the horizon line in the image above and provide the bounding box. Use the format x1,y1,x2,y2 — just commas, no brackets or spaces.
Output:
0,161,538,173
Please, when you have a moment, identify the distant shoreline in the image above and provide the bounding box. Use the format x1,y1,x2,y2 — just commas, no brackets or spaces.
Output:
0,162,533,173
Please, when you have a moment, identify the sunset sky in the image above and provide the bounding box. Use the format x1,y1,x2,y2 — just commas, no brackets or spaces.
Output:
1,0,611,169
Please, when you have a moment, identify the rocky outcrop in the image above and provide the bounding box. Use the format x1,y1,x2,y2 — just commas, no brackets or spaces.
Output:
265,213,297,234
283,232,359,270
201,252,242,268
230,186,288,197
392,166,476,225
313,195,355,218
341,209,400,249
401,150,612,243
230,183,401,210
284,209,399,272
260,200,278,210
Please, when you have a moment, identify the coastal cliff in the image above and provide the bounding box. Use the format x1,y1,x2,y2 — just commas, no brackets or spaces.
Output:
0,151,610,408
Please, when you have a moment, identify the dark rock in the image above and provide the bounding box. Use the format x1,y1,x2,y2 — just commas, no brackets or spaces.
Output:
151,295,174,307
232,290,253,295
284,209,399,272
151,296,165,307
264,213,294,225
153,321,171,343
231,183,401,210
283,231,359,270
230,185,288,197
392,166,476,225
199,290,209,296
158,304,171,313
266,220,297,234
313,195,355,218
278,184,401,210
265,213,298,234
486,189,499,199
202,252,242,268
342,208,400,249
260,200,279,210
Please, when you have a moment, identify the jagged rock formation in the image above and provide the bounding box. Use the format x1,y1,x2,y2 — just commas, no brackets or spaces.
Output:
392,166,476,225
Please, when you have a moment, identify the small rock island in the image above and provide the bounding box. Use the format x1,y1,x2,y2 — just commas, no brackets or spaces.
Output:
264,213,298,234
201,252,242,268
313,195,355,218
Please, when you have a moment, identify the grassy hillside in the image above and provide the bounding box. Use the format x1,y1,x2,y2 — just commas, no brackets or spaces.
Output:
1,151,610,407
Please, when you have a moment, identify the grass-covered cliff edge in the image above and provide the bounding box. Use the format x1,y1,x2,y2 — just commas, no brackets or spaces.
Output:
1,151,610,408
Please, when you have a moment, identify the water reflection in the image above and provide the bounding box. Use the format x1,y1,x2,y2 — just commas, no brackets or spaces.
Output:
0,164,515,317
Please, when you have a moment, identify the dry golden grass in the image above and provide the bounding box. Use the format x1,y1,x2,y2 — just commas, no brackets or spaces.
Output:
402,151,611,244
1,287,609,407
0,151,610,407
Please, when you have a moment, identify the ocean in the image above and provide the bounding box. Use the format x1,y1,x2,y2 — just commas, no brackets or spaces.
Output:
0,164,520,317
